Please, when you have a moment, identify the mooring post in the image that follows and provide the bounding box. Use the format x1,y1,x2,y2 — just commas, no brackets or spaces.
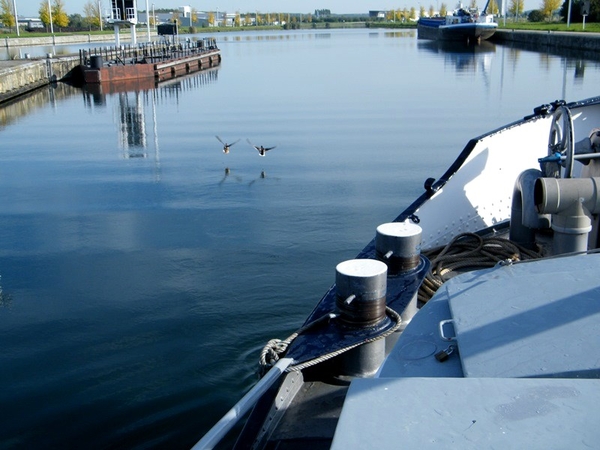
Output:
335,259,388,377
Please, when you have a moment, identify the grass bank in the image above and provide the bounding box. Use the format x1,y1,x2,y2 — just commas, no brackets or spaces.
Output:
497,21,600,32
0,20,598,39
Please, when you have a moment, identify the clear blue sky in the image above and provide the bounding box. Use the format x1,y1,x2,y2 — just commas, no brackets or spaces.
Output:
18,0,537,20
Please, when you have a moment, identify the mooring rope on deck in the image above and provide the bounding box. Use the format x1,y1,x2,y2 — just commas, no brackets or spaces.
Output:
418,233,542,303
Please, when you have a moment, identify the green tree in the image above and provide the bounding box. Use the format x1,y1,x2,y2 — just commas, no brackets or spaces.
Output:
69,12,85,28
560,0,600,22
509,0,525,18
39,0,51,28
488,0,500,14
440,3,448,15
83,0,101,28
0,0,15,29
419,5,426,17
429,5,435,16
528,8,545,20
52,0,69,29
541,0,561,19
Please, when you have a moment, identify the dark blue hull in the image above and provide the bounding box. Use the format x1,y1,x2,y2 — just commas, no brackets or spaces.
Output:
418,18,497,42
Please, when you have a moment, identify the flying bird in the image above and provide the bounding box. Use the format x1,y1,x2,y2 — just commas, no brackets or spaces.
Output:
216,136,240,154
247,139,277,157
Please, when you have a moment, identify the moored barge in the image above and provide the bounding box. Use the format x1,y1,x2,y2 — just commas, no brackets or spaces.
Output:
79,38,221,85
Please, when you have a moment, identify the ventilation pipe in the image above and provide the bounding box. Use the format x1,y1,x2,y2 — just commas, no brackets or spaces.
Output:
335,259,388,377
510,169,551,248
534,177,600,254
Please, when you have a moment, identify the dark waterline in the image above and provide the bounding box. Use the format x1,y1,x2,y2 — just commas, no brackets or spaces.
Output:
0,29,599,449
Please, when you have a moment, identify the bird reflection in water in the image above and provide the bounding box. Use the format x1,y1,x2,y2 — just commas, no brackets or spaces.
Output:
249,170,280,186
218,168,280,186
219,167,243,185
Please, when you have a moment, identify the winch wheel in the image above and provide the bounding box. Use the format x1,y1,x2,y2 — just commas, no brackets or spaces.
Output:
548,105,575,178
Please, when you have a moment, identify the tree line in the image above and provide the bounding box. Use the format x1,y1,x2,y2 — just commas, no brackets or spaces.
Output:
0,0,598,33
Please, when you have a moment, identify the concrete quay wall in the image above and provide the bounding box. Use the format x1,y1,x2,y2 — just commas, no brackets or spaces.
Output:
491,29,600,52
3,34,130,48
0,56,80,104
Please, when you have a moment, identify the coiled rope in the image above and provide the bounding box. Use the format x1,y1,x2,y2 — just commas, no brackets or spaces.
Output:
259,306,402,373
418,232,542,303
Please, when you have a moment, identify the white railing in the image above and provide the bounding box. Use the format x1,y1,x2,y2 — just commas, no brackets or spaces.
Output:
190,358,293,450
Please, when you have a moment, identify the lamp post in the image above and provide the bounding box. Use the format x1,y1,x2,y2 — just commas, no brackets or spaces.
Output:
145,0,150,41
48,0,54,34
98,0,103,31
12,0,19,36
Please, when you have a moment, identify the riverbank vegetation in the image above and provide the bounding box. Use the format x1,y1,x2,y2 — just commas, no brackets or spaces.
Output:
0,0,598,38
2,18,599,38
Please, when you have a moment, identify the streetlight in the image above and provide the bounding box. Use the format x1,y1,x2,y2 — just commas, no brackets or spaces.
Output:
145,0,150,41
98,0,103,31
48,0,54,34
12,0,19,36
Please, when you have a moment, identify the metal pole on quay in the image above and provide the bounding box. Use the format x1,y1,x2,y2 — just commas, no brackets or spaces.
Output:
12,0,19,36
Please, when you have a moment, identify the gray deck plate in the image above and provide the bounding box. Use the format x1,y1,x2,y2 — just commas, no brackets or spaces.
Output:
446,253,600,378
331,377,600,449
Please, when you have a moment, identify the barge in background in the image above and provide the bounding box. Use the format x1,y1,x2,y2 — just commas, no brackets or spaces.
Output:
417,2,497,44
78,38,220,85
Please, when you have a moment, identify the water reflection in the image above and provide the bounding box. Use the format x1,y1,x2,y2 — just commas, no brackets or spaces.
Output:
220,32,336,43
499,38,600,63
218,168,280,186
248,170,280,186
117,91,148,158
79,68,219,163
382,31,417,38
219,167,242,185
575,60,585,80
0,82,80,129
418,39,495,73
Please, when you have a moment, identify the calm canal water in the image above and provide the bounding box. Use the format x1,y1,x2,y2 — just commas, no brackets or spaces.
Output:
1,28,599,449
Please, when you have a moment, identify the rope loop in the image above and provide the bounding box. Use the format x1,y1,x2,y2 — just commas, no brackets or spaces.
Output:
418,233,542,303
258,307,402,374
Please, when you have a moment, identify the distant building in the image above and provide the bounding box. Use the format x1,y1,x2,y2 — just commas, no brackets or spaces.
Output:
138,11,208,28
369,10,387,19
18,17,44,31
178,6,192,26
